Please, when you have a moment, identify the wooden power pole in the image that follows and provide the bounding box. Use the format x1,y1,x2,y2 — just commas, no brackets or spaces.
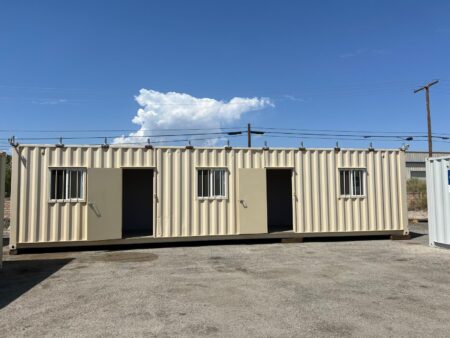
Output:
246,123,265,148
414,80,439,157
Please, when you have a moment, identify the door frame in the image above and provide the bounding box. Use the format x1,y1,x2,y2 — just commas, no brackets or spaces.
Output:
120,166,156,238
265,168,295,232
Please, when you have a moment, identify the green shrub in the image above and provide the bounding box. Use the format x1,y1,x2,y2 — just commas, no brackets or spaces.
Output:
407,179,427,211
407,178,427,194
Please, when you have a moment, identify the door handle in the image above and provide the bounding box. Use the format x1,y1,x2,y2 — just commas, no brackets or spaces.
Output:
240,199,248,208
88,202,102,217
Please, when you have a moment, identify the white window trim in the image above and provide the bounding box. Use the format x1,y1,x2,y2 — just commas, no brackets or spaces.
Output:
48,167,86,203
339,168,366,198
196,168,228,200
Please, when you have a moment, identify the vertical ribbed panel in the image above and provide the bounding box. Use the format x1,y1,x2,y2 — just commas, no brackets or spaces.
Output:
0,153,5,265
12,146,407,244
426,157,450,246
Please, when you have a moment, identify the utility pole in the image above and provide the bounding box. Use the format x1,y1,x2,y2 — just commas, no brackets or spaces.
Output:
246,123,265,148
414,80,439,158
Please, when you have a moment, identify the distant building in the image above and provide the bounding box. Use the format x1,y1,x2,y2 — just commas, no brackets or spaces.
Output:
406,151,450,180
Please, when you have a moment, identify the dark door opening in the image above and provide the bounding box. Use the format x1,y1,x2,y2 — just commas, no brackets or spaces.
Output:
266,169,293,232
122,169,153,238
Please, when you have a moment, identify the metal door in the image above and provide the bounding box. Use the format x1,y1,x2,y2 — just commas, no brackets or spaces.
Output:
238,168,268,234
87,168,122,241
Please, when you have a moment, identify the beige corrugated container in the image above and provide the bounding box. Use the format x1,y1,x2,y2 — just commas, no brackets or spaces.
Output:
9,145,408,251
0,152,5,266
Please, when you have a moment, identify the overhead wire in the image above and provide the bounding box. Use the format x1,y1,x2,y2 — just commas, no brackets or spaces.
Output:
12,130,246,141
0,127,243,133
3,125,450,147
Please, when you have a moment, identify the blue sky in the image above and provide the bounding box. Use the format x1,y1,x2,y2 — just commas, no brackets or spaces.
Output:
1,0,450,150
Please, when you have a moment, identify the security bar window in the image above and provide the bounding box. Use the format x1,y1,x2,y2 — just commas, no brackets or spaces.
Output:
50,168,85,201
198,169,226,198
339,169,365,197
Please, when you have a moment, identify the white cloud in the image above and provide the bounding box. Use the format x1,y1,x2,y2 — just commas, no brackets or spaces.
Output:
283,94,304,102
32,98,67,105
114,89,273,145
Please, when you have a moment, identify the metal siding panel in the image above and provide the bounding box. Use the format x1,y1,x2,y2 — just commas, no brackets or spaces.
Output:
192,150,200,236
426,159,437,245
367,152,377,231
304,151,313,232
443,160,450,244
343,151,353,232
336,151,345,231
375,152,384,231
219,150,227,235
9,148,20,249
382,152,392,230
428,157,450,245
40,148,49,242
19,147,30,243
229,150,237,235
312,151,320,232
327,151,337,232
295,152,304,233
389,152,399,230
183,150,190,236
360,152,369,231
174,149,182,237
0,153,5,267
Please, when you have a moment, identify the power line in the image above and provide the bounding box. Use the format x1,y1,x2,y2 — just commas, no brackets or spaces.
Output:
261,134,450,144
4,124,450,147
0,127,243,133
262,131,450,140
13,130,246,141
8,129,450,143
253,126,434,135
116,134,244,145
5,125,450,137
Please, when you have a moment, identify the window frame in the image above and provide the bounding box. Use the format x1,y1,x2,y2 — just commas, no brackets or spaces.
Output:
48,167,86,203
196,168,228,200
338,168,366,198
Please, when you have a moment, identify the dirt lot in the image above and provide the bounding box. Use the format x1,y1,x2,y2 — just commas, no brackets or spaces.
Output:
1,223,450,337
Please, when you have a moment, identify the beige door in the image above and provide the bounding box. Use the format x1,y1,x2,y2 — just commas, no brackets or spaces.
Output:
238,168,268,234
87,168,122,241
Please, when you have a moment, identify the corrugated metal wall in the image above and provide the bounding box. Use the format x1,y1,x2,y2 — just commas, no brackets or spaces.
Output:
10,146,408,245
426,157,450,246
0,152,5,266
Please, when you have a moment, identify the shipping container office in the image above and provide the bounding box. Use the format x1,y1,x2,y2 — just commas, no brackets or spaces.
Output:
9,145,409,251
426,156,450,248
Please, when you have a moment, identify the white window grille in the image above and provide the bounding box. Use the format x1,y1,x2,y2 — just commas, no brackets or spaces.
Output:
197,169,227,198
339,169,365,197
49,168,85,201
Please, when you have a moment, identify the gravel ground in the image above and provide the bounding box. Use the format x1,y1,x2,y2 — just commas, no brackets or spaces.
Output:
1,223,450,337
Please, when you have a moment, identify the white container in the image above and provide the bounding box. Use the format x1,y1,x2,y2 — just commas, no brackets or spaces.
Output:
426,156,450,247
